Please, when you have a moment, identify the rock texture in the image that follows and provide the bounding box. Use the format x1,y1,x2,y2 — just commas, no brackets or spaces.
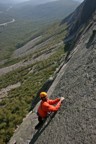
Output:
9,0,96,144
61,0,96,37
29,11,96,144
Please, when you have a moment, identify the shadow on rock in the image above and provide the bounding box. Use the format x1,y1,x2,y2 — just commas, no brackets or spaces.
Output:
29,112,57,144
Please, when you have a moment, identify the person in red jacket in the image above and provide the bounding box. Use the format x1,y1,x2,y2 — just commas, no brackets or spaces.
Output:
35,91,64,129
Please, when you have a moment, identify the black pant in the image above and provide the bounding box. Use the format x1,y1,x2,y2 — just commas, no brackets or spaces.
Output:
37,112,43,123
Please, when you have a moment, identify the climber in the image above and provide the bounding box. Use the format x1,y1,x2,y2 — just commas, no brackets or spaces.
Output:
35,91,64,129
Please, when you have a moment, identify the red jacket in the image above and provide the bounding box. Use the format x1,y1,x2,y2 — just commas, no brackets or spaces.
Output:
37,98,61,118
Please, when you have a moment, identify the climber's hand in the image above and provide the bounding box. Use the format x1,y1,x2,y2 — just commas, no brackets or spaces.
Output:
60,97,65,102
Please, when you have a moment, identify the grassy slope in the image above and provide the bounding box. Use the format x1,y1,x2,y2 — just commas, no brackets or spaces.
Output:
0,20,45,61
0,22,67,144
0,0,79,61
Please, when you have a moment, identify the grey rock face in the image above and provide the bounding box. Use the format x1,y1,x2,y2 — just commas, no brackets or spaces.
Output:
29,12,96,144
61,0,96,43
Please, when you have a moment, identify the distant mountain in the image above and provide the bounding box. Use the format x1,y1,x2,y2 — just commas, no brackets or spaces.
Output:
26,0,59,6
0,0,14,4
8,0,80,23
0,4,8,11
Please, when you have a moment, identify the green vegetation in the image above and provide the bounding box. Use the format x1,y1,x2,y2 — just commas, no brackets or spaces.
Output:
0,20,44,61
0,21,67,143
0,22,67,68
0,12,12,24
0,46,64,143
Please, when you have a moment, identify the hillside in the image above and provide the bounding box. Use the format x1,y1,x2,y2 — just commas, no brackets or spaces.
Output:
0,13,13,24
0,0,79,62
0,21,67,144
8,0,79,22
0,2,13,23
8,0,96,143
